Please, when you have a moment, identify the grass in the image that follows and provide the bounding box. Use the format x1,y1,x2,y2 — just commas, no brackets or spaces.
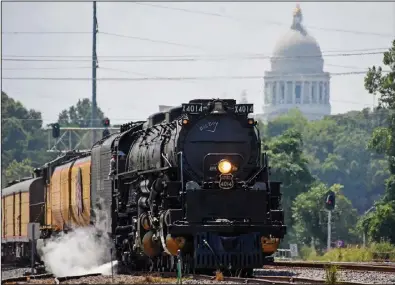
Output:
324,265,338,285
299,242,395,262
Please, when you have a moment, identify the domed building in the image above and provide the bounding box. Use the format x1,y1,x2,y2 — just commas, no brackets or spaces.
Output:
258,5,331,122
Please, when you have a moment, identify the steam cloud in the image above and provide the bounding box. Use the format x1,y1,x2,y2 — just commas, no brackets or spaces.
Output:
40,199,117,277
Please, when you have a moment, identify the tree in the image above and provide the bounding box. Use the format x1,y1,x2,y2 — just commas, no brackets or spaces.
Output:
302,110,389,213
1,91,51,175
5,159,34,183
263,108,308,138
361,40,395,243
57,98,107,148
58,98,105,127
265,128,315,239
292,183,359,249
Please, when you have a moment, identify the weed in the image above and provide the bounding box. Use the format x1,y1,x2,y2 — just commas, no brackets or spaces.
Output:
324,264,338,285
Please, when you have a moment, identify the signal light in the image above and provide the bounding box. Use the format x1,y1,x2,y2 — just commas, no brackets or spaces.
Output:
52,123,60,138
325,191,336,211
103,117,110,127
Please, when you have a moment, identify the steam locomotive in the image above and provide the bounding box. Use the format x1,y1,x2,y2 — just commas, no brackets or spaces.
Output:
1,98,286,276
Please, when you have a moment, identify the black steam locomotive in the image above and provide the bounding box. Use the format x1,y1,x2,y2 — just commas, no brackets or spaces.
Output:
93,98,286,275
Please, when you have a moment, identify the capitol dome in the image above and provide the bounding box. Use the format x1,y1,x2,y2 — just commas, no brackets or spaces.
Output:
270,5,324,73
258,4,331,123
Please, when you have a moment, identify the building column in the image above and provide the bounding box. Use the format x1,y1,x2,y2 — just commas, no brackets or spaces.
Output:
310,80,314,103
301,81,305,104
284,80,288,104
327,81,330,104
323,81,326,104
292,81,296,104
276,81,280,104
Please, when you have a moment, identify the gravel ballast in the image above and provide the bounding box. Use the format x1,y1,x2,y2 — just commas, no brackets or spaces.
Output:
3,267,395,284
255,267,395,284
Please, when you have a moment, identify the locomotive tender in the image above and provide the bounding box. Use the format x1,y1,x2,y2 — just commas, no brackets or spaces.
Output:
1,98,286,276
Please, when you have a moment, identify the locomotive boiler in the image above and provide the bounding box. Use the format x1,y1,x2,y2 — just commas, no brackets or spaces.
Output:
109,99,286,275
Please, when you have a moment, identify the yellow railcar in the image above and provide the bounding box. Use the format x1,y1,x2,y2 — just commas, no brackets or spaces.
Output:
1,177,45,263
49,156,92,230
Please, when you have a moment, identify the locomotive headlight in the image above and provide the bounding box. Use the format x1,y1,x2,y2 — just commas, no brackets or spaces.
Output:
218,159,232,174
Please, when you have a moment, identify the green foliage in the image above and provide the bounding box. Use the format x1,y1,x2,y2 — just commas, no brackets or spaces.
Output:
303,242,395,262
292,183,359,249
262,107,389,215
265,128,314,237
361,40,395,243
5,159,34,182
1,91,54,187
57,98,107,148
1,93,106,187
305,112,389,213
324,265,338,285
58,98,105,127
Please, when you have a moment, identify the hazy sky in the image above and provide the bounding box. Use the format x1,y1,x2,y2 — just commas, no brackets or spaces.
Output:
2,2,395,126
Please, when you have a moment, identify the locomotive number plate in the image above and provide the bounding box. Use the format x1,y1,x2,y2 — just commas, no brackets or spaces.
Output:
219,174,234,189
182,103,203,114
234,104,254,115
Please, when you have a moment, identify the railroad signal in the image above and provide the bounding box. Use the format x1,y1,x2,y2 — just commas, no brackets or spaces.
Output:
103,117,110,127
52,123,60,138
325,190,336,211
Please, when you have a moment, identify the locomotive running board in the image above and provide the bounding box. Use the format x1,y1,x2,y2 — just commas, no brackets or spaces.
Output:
117,166,172,180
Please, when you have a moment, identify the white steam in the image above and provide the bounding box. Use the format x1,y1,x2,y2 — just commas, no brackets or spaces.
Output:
41,199,118,277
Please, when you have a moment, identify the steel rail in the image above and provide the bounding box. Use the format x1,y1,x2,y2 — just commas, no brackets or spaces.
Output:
273,261,395,273
0,271,386,285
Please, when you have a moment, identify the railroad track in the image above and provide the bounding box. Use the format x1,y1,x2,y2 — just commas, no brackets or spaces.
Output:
272,260,395,273
2,268,393,285
2,260,395,285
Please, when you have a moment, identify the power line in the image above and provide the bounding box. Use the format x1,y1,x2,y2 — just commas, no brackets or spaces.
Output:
99,31,207,51
0,64,373,73
1,51,386,63
2,31,90,34
2,71,388,82
2,48,389,58
134,2,393,38
2,30,210,51
2,66,92,71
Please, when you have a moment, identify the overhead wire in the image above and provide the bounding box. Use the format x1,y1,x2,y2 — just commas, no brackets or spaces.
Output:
1,47,390,59
2,71,391,81
1,31,91,34
134,2,394,38
1,51,387,63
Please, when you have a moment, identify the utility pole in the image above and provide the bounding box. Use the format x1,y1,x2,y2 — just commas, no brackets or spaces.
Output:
324,191,335,251
91,1,98,145
327,210,332,251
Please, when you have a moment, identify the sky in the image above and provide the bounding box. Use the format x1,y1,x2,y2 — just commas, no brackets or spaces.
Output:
2,1,395,126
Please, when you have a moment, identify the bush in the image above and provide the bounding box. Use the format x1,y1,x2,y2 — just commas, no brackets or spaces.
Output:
303,242,395,262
